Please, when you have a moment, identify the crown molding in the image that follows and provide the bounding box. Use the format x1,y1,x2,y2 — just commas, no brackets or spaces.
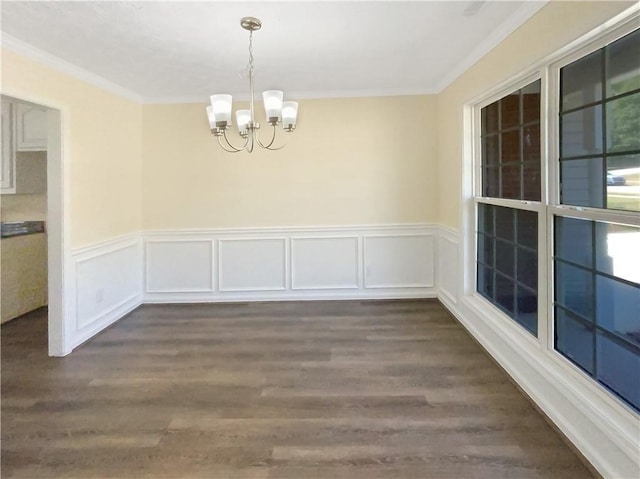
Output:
141,87,440,105
1,1,547,104
0,33,144,103
434,0,548,93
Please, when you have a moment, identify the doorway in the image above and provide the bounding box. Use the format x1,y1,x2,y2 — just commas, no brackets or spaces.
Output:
0,94,66,356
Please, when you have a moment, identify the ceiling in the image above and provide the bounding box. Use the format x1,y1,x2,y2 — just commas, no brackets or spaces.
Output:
1,1,546,103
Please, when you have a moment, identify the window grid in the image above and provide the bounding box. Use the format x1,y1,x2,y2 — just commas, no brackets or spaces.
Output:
560,88,640,120
481,81,542,201
552,216,640,411
559,29,640,211
477,204,538,336
553,215,640,357
554,28,640,412
555,304,640,359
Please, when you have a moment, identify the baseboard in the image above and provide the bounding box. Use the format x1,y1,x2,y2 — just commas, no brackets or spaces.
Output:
144,290,437,303
70,294,142,350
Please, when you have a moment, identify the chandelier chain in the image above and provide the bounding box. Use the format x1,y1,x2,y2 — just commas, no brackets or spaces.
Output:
247,30,254,75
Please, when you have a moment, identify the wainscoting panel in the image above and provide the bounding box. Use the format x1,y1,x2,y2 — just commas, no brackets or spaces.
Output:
145,240,213,293
143,225,436,302
291,236,359,290
218,238,286,292
364,234,435,288
71,235,142,349
437,226,459,305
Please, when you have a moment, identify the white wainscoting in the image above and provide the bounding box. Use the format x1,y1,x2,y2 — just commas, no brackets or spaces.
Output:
364,234,434,288
219,238,287,292
70,234,142,349
143,224,437,302
435,226,640,479
291,236,359,290
146,240,214,293
437,226,459,305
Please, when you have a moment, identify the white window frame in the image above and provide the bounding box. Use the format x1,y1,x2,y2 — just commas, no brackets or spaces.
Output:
471,72,550,349
462,7,640,415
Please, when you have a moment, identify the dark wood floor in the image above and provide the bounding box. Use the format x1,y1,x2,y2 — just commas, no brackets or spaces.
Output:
1,300,593,478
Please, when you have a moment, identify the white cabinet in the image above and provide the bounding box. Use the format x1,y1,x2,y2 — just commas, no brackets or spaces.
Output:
1,101,16,193
1,99,47,195
1,233,48,324
16,103,47,151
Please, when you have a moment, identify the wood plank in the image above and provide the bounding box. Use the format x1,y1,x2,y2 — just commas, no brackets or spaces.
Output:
1,300,594,478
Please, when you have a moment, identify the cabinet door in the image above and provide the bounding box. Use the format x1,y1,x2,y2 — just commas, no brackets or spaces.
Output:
1,101,16,193
16,103,47,151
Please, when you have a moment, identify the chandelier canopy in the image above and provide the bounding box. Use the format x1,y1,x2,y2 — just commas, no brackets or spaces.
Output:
206,16,298,153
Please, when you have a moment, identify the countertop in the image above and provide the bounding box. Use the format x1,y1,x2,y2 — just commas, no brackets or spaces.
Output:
1,221,46,239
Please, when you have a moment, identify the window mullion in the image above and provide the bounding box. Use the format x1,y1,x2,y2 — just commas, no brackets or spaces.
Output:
539,66,552,351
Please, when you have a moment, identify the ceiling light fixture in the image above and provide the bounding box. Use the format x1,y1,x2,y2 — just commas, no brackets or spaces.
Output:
206,16,298,153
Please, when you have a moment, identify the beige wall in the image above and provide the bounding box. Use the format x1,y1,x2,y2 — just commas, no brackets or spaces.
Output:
2,1,632,242
142,96,437,230
1,194,46,222
1,48,143,248
436,1,634,230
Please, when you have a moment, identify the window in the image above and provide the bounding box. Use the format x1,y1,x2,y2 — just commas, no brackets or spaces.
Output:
554,217,640,410
482,81,542,201
472,25,639,413
559,29,640,212
554,29,640,411
478,205,538,335
477,80,541,337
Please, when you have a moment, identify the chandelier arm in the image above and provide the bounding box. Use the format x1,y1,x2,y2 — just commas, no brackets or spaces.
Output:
228,129,252,151
256,123,278,149
263,137,287,151
265,141,287,151
217,131,249,153
216,135,242,153
264,124,288,150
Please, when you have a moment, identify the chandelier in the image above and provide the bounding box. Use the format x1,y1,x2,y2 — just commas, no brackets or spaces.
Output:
206,17,298,153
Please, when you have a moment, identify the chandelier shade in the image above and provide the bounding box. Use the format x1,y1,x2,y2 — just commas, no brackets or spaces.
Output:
235,110,251,133
282,101,299,130
206,17,298,153
206,106,216,130
210,94,233,126
262,90,284,121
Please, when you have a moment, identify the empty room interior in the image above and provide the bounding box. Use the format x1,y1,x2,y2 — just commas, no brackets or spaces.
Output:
1,1,639,478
